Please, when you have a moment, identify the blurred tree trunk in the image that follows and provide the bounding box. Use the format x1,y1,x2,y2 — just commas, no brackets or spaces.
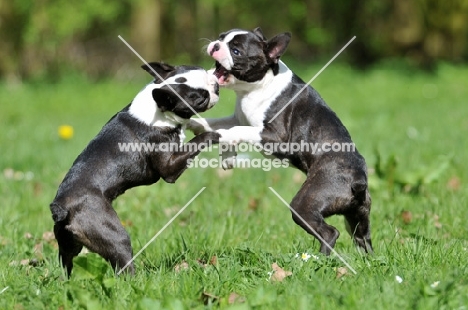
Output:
159,0,199,63
2,0,468,81
130,0,161,60
197,0,217,57
342,0,380,68
175,0,199,63
0,1,28,82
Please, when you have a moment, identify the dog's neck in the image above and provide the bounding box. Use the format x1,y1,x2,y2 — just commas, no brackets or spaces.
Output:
129,83,188,128
161,111,189,127
228,61,291,94
229,61,293,127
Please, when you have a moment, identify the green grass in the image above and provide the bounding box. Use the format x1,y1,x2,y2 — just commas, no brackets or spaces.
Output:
1,63,467,309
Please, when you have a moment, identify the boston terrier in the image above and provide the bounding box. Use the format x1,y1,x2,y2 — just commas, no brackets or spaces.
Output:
50,62,220,276
189,28,373,255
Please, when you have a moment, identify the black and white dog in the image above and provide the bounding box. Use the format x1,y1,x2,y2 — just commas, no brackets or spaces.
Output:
50,62,220,276
189,28,373,255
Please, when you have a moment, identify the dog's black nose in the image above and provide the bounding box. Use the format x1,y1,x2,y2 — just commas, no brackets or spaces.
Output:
210,43,220,56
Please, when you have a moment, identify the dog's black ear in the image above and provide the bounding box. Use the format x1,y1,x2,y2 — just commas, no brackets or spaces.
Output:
142,62,176,79
253,27,267,41
152,87,178,112
266,32,291,63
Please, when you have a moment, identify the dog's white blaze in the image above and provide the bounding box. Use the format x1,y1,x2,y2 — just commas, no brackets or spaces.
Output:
163,70,219,106
223,30,249,44
207,40,233,70
218,42,233,70
162,70,212,90
234,61,293,127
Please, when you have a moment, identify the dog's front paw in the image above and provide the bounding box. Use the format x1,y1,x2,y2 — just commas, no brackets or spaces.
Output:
187,119,210,135
199,131,221,144
217,129,240,145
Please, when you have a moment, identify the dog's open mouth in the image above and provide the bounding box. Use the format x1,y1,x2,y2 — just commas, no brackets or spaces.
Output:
213,61,230,84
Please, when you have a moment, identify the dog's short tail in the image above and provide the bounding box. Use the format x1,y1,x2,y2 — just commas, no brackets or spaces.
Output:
351,172,368,198
50,202,68,222
351,179,367,194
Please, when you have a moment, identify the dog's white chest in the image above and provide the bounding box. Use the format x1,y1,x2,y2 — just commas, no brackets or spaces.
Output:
234,65,293,127
178,126,186,146
236,95,271,127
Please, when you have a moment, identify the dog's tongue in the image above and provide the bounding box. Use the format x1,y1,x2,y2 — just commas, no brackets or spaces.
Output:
214,62,229,84
218,75,227,84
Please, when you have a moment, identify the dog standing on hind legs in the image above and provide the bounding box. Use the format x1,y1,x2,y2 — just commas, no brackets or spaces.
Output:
189,27,373,254
50,62,220,276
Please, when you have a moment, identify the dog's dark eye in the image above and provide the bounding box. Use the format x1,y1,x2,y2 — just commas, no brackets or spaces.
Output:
232,48,240,56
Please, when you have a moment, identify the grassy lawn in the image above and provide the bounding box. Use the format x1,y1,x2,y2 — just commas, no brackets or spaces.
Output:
0,62,467,309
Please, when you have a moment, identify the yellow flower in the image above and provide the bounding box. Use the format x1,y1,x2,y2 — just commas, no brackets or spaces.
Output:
58,125,74,140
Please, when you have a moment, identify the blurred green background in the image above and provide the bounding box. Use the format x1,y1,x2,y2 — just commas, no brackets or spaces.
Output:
1,1,468,308
1,0,468,82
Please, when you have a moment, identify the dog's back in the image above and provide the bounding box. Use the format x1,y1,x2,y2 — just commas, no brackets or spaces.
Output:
52,107,181,206
49,107,170,275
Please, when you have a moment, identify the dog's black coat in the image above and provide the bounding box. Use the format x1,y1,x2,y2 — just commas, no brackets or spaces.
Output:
50,63,220,276
204,28,373,254
260,77,371,254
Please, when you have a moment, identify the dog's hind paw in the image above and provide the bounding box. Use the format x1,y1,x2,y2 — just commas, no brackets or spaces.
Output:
221,157,235,170
220,151,237,170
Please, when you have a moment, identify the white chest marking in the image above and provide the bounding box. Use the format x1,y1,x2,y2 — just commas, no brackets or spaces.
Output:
234,61,293,127
178,127,186,146
164,112,188,146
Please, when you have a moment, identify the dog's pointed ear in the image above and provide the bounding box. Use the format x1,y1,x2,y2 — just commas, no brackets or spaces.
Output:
152,87,177,112
266,32,291,63
142,62,175,79
253,27,267,41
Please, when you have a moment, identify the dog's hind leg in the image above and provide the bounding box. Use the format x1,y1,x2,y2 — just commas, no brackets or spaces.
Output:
344,189,373,253
54,221,83,277
289,174,342,255
66,199,135,275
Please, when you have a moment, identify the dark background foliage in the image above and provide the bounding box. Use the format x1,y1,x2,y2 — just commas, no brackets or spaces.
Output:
1,0,467,81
